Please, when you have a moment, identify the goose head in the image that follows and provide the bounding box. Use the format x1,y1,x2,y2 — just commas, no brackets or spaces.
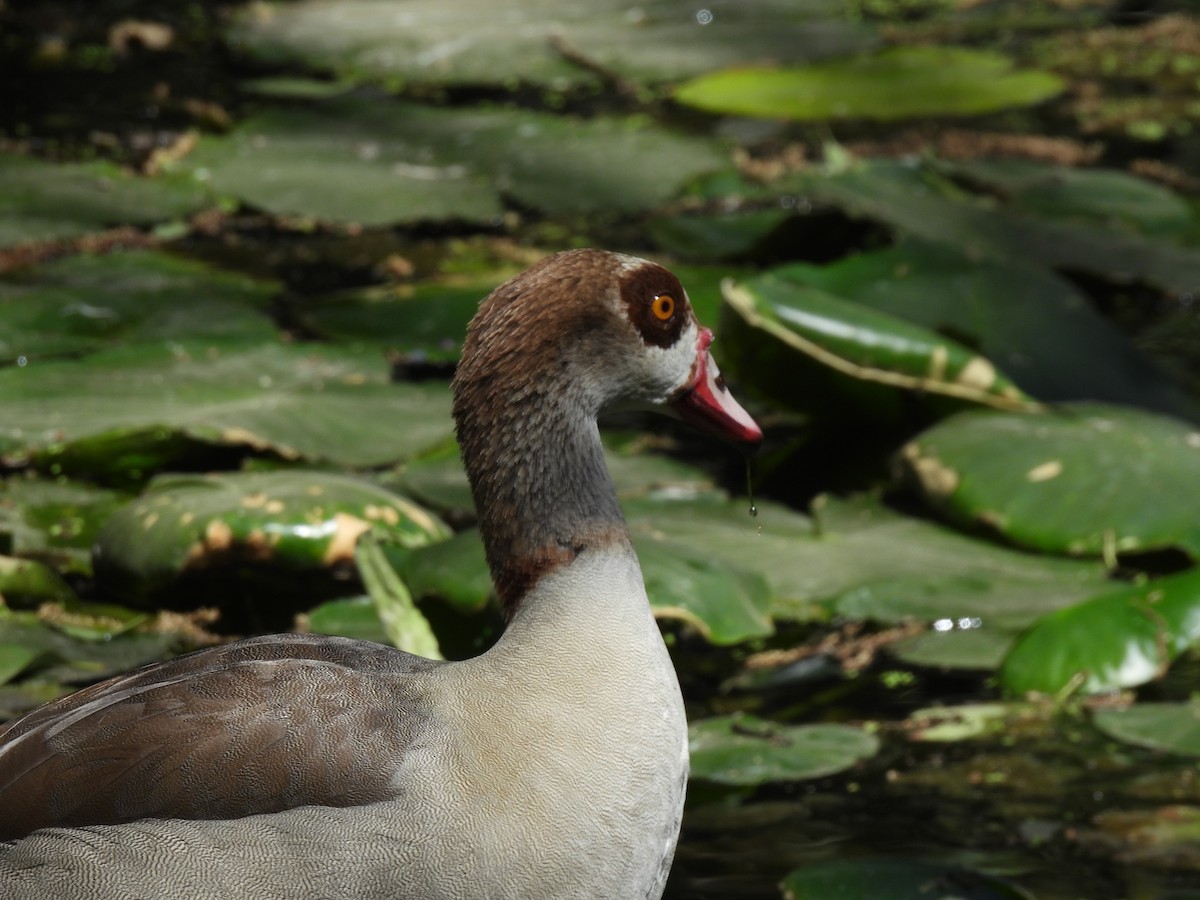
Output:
453,248,761,445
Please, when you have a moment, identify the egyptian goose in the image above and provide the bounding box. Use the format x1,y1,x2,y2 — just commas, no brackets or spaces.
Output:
0,249,762,898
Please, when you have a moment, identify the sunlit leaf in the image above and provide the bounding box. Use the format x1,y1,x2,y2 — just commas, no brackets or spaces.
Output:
0,341,454,476
1001,569,1200,695
899,405,1200,559
676,47,1063,121
356,531,442,658
772,240,1200,419
720,272,1038,423
94,470,449,604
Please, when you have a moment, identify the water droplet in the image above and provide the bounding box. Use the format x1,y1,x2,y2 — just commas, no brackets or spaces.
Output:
695,8,713,25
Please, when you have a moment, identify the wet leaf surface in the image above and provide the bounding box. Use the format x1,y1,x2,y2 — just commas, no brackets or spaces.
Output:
899,404,1200,559
771,239,1200,419
1093,701,1200,757
1001,569,1200,695
93,469,449,606
720,271,1036,424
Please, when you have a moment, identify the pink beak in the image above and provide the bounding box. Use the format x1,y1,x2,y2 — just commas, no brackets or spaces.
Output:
671,328,762,447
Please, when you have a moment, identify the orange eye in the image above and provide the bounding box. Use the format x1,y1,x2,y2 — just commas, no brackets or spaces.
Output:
651,294,675,321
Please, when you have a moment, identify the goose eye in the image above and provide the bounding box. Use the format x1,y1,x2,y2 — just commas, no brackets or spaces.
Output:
651,294,675,321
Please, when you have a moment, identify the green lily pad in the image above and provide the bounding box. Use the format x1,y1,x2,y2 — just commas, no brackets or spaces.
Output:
778,158,1200,296
0,250,278,363
93,470,449,605
0,476,126,574
0,340,455,477
888,628,1015,672
936,159,1199,240
0,556,78,609
625,493,1108,635
306,595,390,645
781,858,1034,900
689,713,879,785
292,273,508,360
0,643,44,688
1001,569,1200,696
1092,701,1200,756
395,518,772,644
229,0,873,90
898,404,1200,559
772,240,1200,419
182,97,727,225
0,153,212,249
675,46,1062,121
719,272,1037,424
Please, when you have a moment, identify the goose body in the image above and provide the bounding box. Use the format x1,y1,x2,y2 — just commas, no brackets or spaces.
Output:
0,249,761,898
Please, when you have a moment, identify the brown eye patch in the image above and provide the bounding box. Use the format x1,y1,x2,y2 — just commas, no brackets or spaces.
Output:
619,262,689,349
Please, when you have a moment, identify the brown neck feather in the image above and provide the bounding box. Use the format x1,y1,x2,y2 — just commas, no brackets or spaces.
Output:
452,252,634,617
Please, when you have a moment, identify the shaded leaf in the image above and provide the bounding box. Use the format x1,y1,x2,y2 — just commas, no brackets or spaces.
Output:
689,713,879,785
1092,701,1200,756
229,0,873,90
1000,569,1200,695
0,476,126,574
676,47,1062,121
899,405,1200,559
0,556,78,608
0,341,455,474
0,153,211,249
778,158,1200,296
306,595,390,644
781,858,1034,899
0,250,278,363
773,240,1200,419
183,98,728,224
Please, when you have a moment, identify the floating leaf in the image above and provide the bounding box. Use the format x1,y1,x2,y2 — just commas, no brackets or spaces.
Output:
0,153,211,249
899,405,1200,559
0,340,455,475
625,494,1107,636
689,713,879,785
1001,569,1200,695
781,858,1034,900
229,0,872,90
0,556,78,608
183,98,727,224
675,47,1063,121
720,272,1038,424
0,643,44,688
936,159,1199,239
0,250,278,363
773,240,1200,419
778,158,1200,295
0,476,126,574
1092,701,1200,756
93,470,449,605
